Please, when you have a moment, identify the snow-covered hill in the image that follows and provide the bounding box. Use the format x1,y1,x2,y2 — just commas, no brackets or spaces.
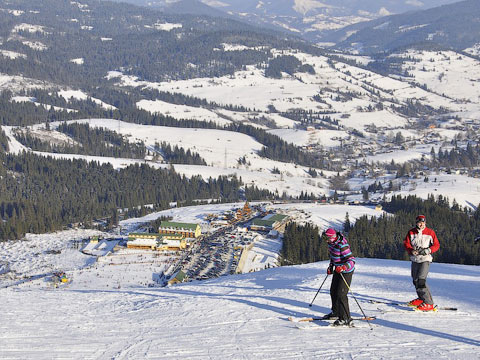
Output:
1,200,479,358
6,114,480,209
1,249,479,358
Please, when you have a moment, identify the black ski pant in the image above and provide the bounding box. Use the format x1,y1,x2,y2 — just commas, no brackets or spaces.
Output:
411,261,433,305
330,271,353,321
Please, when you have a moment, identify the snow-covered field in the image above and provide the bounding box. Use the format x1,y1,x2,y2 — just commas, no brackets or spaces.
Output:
1,202,479,359
1,251,479,358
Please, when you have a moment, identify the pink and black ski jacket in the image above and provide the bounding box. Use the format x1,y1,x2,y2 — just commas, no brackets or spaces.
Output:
404,226,440,263
328,233,355,273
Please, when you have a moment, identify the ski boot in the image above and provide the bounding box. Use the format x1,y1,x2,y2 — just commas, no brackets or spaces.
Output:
321,312,339,320
416,302,436,312
332,318,354,327
407,298,423,307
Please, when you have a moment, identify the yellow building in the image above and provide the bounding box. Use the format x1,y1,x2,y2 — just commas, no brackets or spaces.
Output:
127,233,187,251
158,221,201,238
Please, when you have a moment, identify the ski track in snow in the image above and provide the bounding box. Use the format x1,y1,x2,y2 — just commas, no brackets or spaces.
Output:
1,256,479,359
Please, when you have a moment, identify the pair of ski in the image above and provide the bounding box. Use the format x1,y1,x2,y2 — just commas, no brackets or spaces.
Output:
368,299,458,312
288,315,376,329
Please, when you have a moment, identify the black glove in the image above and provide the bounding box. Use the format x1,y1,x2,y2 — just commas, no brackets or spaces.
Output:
418,248,430,256
327,263,334,275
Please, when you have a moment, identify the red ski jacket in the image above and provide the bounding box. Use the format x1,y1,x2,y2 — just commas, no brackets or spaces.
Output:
404,226,440,263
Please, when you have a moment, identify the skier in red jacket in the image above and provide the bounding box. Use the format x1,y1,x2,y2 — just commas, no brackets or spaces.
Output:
403,214,440,311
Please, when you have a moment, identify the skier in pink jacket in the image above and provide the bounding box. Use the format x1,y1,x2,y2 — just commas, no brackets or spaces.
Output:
323,227,356,326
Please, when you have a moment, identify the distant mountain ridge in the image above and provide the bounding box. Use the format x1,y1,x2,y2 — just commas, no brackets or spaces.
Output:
148,0,231,18
327,0,480,54
114,0,462,43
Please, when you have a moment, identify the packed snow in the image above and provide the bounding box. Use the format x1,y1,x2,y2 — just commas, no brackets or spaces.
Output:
22,40,47,51
11,23,47,34
70,57,84,65
0,49,26,59
151,22,182,31
58,90,116,110
0,202,479,359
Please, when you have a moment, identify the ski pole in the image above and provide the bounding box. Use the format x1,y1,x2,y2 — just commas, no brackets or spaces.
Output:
340,272,374,330
309,273,329,307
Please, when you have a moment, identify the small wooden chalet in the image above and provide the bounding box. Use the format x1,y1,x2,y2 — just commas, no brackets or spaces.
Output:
235,201,253,219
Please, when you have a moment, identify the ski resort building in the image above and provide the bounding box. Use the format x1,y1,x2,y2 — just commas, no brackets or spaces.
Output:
127,233,186,251
82,238,120,256
158,221,201,238
250,213,289,232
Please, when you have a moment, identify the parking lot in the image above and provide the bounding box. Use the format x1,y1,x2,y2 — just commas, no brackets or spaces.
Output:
180,225,258,281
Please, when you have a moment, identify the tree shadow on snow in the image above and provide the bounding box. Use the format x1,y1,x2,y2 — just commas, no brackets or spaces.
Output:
163,286,330,320
371,318,480,347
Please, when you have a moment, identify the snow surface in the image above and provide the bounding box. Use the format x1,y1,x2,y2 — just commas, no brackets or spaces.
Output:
11,23,47,34
22,40,47,51
0,201,479,359
293,0,332,16
0,49,26,59
0,73,54,93
58,90,116,110
151,22,182,31
136,99,233,126
70,57,84,65
268,128,343,148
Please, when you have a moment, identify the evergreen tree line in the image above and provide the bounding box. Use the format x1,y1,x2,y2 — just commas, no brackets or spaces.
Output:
348,195,480,265
281,111,340,130
0,150,245,241
225,121,324,169
140,88,254,113
0,90,106,126
390,99,446,118
280,222,325,265
57,122,146,159
243,184,276,201
102,105,325,169
155,142,207,165
265,55,315,79
0,127,8,153
13,123,146,159
280,195,480,266
429,142,480,168
148,216,174,233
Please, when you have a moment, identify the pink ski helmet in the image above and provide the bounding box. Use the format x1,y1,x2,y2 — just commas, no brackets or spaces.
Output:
325,228,337,242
